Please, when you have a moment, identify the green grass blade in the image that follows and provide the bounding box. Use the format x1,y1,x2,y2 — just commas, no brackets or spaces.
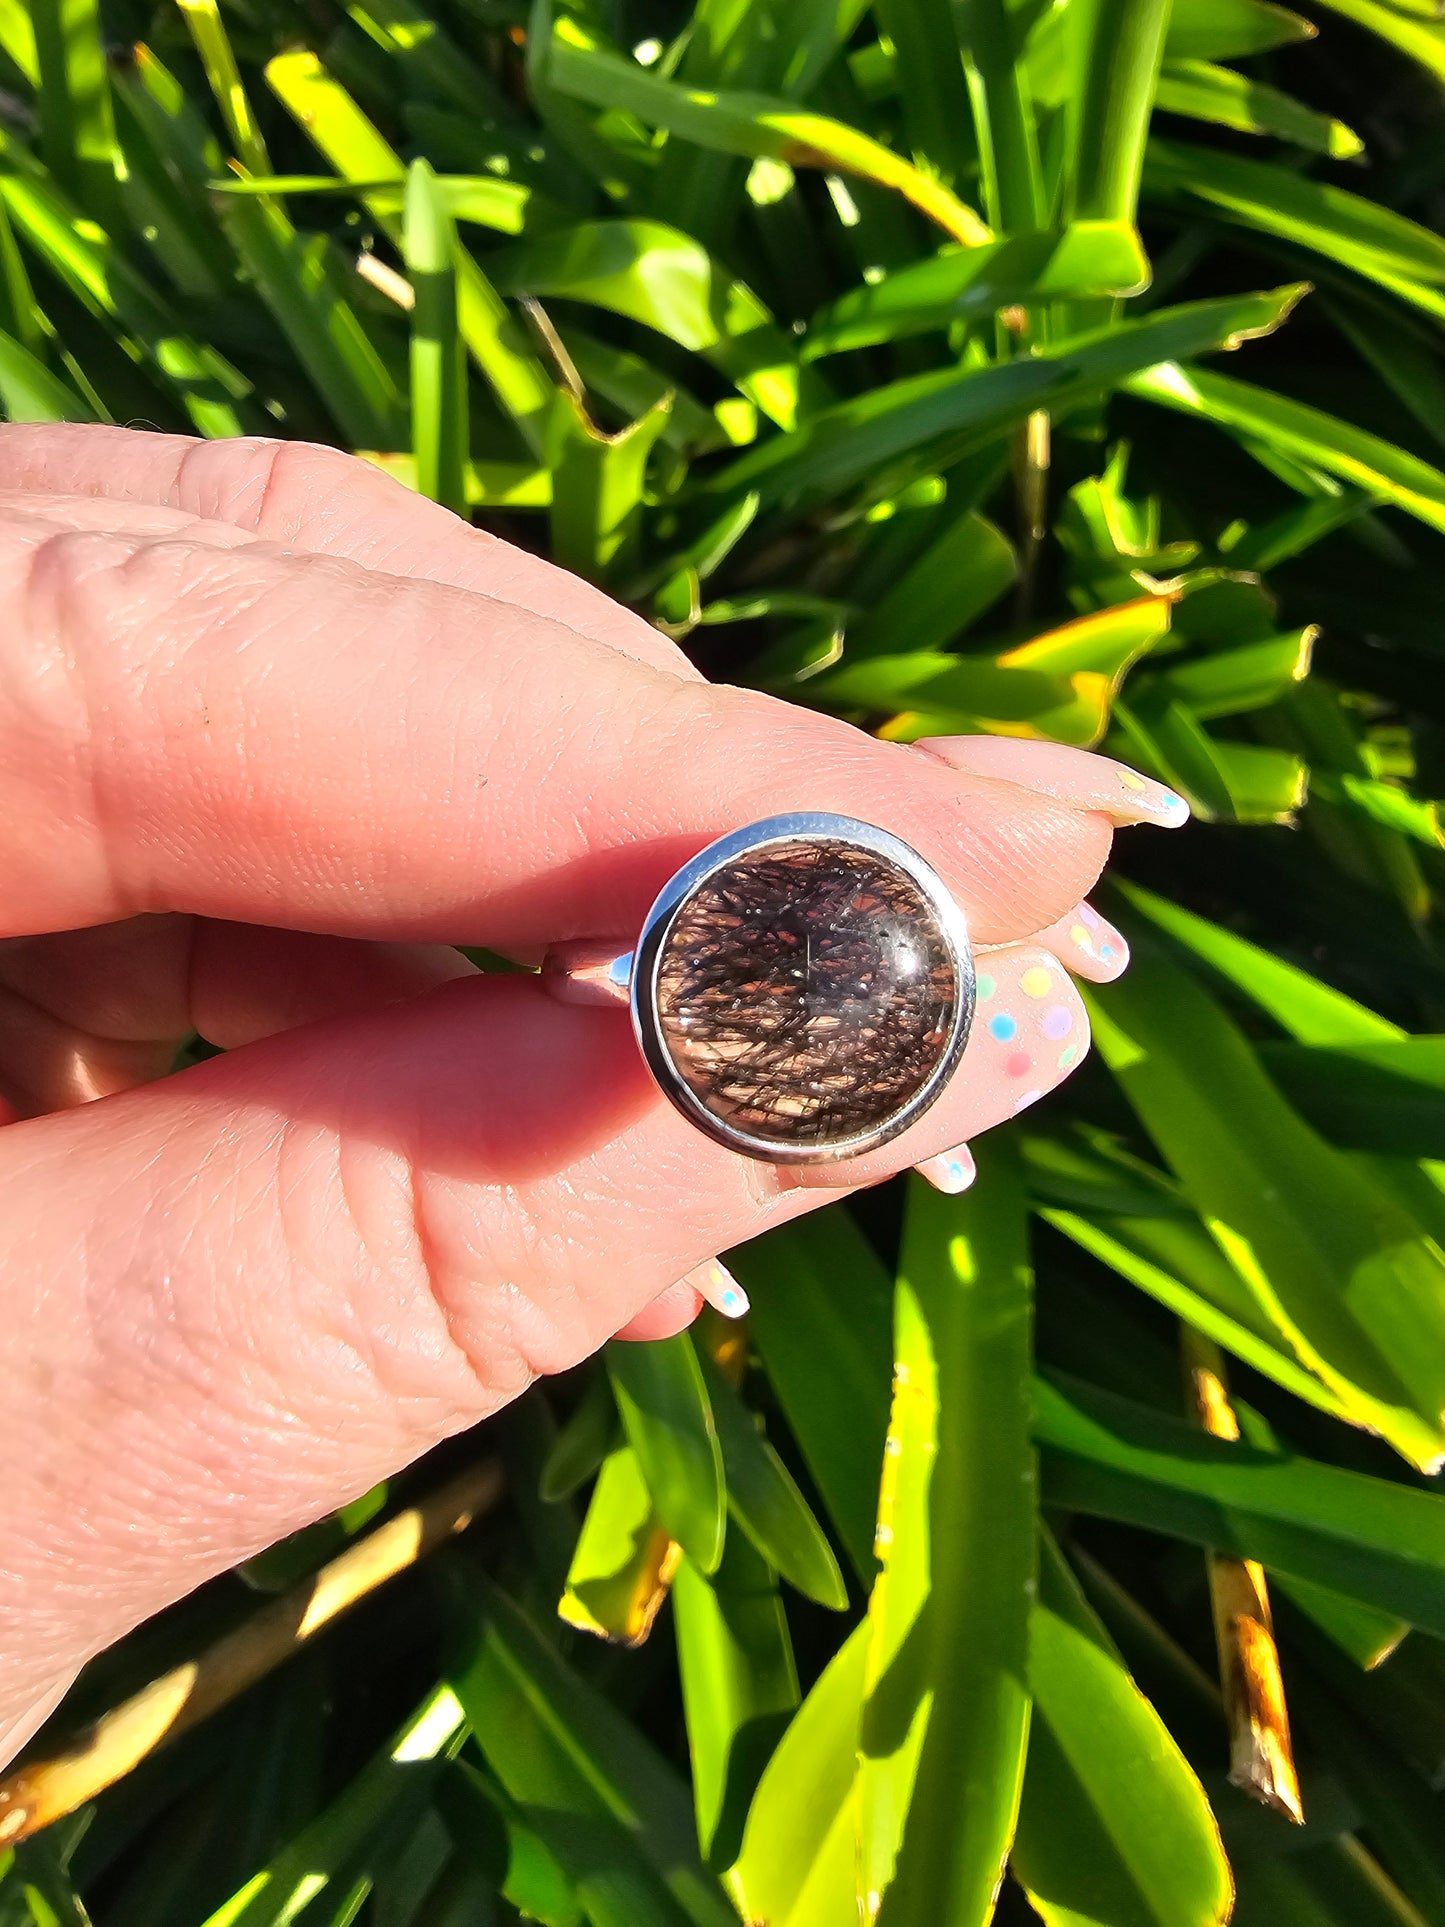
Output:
488,218,802,428
804,223,1151,359
842,507,1016,658
1063,0,1171,226
606,1335,726,1574
200,1688,466,1927
1310,0,1445,83
557,1442,674,1644
1164,0,1316,59
538,8,992,246
1012,1528,1232,1927
699,1350,848,1611
453,1581,737,1927
31,0,117,223
0,132,252,433
738,1211,894,1583
1146,137,1445,318
1151,626,1315,719
1154,59,1364,158
673,1538,799,1864
546,388,671,585
176,0,271,176
1036,1371,1445,1636
958,0,1046,232
870,0,974,190
1114,881,1402,1045
265,50,556,453
1126,362,1445,536
1089,937,1445,1468
727,1620,871,1924
404,158,469,516
863,1152,1035,1924
0,322,88,418
541,1368,616,1502
711,284,1303,514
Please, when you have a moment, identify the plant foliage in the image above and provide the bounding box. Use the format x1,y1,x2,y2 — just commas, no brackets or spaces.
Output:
3,0,1445,1922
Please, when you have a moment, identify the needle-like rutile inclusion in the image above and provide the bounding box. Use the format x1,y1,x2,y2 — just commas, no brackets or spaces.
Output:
655,839,958,1146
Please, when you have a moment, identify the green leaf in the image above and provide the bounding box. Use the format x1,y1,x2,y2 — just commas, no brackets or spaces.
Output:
1310,0,1445,85
738,1210,894,1583
265,50,557,453
1114,881,1402,1046
1258,1038,1445,1158
673,1537,799,1864
700,1351,848,1610
454,1582,737,1927
200,1687,466,1926
727,1620,871,1924
1036,1371,1445,1637
804,223,1151,360
0,132,252,434
489,220,802,428
710,285,1305,514
547,389,672,585
557,1443,675,1644
541,1370,616,1503
1146,138,1445,321
538,8,992,247
863,1153,1036,1924
1063,0,1173,230
404,159,468,515
1150,627,1316,719
606,1335,726,1575
0,324,88,420
1155,59,1363,158
1089,937,1445,1468
1164,0,1317,59
1012,1528,1232,1927
1129,361,1445,535
32,0,116,225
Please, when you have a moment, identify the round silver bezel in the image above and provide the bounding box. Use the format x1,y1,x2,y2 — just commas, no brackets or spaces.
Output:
629,812,975,1164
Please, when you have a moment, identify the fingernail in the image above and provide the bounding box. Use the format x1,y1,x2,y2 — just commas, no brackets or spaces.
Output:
1060,901,1130,981
915,1145,977,1194
684,1258,749,1320
973,951,1089,1115
914,736,1190,828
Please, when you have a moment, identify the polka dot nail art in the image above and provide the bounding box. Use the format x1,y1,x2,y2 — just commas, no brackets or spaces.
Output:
1037,899,1130,983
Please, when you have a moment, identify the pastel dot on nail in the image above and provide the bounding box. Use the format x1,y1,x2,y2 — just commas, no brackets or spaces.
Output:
1042,1004,1073,1041
976,972,996,1001
1058,1044,1078,1069
1080,903,1100,928
988,1011,1017,1041
721,1289,743,1314
1119,769,1147,792
1020,966,1053,998
1162,792,1187,812
1099,942,1117,963
1005,1051,1032,1078
1070,923,1090,949
1013,1087,1045,1112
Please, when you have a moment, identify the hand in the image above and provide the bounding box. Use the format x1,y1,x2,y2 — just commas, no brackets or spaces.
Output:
0,424,1181,1763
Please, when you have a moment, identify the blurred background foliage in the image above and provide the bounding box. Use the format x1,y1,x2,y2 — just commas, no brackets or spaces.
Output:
4,0,1445,1921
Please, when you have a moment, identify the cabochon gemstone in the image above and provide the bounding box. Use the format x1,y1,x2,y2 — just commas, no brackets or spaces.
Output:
654,838,958,1147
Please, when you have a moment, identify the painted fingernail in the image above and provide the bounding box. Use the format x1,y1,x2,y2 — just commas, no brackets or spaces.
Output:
683,1258,749,1320
974,951,1089,1113
1061,901,1130,981
916,1144,977,1194
913,736,1190,829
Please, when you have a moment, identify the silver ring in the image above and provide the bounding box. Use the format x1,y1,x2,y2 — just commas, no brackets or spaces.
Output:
541,813,976,1164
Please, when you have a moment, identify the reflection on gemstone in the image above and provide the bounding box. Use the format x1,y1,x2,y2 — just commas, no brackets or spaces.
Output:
654,838,959,1146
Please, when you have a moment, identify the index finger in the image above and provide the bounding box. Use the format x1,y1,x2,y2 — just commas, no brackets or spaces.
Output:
0,491,1111,947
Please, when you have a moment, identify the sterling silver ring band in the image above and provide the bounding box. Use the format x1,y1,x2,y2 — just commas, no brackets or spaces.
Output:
541,812,976,1165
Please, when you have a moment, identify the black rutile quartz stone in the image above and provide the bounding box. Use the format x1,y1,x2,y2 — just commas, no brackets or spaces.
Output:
655,838,958,1147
